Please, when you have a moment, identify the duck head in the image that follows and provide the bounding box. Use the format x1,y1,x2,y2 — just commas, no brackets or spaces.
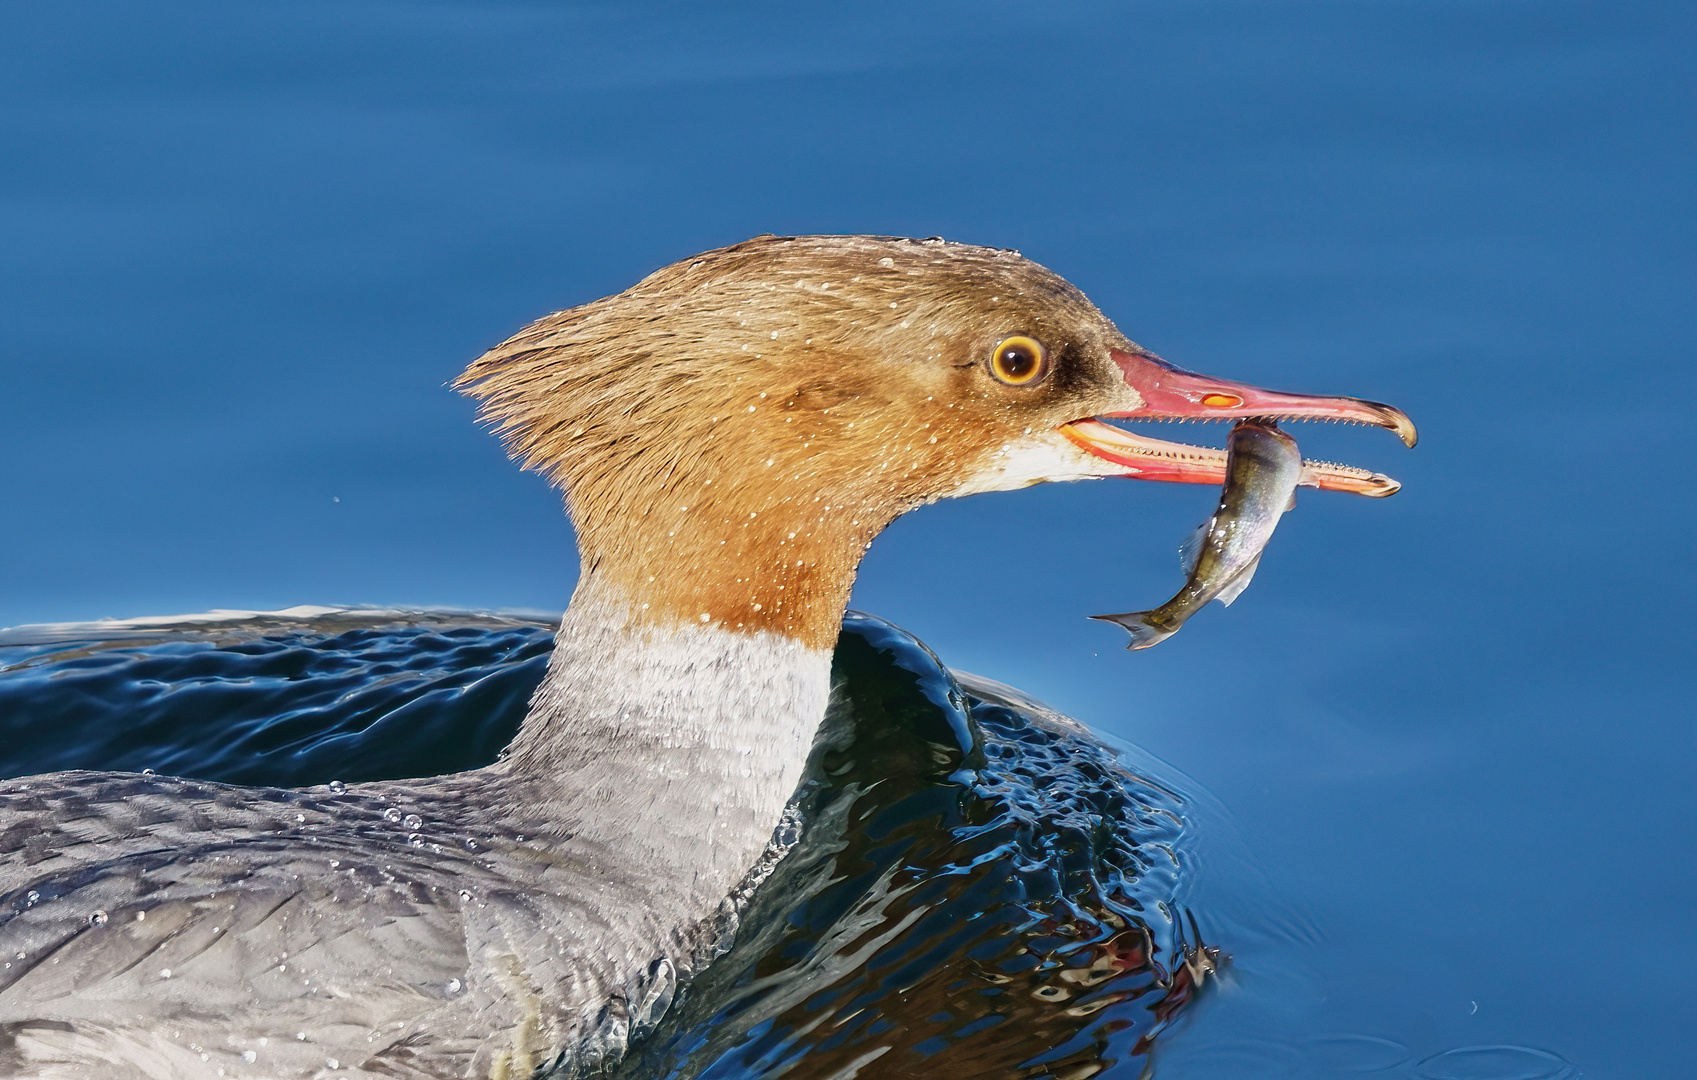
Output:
457,235,1413,650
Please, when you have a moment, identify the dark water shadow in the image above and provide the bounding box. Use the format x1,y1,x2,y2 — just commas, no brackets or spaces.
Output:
0,609,1220,1077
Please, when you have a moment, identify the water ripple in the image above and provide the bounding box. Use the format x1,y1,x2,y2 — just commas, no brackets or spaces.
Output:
1415,1045,1577,1080
0,609,1215,1077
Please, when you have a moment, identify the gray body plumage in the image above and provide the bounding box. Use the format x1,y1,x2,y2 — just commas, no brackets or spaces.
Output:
0,582,828,1079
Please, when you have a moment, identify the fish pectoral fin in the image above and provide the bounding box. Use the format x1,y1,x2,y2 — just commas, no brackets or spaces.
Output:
1214,554,1263,608
1179,522,1208,576
1286,490,1298,512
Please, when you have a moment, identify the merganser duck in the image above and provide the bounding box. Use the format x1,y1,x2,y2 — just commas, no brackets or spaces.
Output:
0,234,1412,1079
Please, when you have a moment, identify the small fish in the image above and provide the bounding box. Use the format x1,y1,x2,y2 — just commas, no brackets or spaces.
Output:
1094,419,1303,650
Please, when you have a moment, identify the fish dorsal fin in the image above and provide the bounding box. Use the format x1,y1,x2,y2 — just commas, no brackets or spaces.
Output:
1215,553,1263,608
1179,521,1208,576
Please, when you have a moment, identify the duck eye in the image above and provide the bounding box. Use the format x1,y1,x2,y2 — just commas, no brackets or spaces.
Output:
988,336,1048,386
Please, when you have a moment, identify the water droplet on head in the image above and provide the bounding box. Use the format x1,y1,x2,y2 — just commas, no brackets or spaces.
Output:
402,814,422,830
327,780,347,794
241,1050,257,1064
25,891,39,906
408,834,423,846
326,1058,340,1070
382,807,402,823
141,768,155,776
89,910,108,927
458,889,472,901
159,968,172,979
463,838,478,851
446,978,462,994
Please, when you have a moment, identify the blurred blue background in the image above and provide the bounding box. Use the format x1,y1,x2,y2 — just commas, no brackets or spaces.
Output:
2,1,1691,1076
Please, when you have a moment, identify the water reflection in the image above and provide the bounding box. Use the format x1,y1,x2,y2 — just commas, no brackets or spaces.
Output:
0,610,1581,1078
620,616,1215,1078
0,610,1216,1076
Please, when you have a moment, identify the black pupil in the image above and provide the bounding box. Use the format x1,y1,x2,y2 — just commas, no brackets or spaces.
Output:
1000,346,1035,379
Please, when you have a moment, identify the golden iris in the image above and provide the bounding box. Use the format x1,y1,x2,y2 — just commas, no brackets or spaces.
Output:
988,336,1048,386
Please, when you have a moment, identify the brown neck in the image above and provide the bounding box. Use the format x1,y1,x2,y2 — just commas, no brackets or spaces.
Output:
571,480,890,651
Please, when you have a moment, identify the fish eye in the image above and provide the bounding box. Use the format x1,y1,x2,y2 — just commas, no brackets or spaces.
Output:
988,336,1048,386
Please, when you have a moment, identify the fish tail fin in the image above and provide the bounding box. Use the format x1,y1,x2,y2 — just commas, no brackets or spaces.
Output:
1090,611,1178,651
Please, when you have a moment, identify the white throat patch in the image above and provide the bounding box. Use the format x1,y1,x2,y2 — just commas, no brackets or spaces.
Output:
943,432,1122,498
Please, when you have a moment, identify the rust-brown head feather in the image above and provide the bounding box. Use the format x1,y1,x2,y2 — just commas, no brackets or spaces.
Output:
456,235,1139,647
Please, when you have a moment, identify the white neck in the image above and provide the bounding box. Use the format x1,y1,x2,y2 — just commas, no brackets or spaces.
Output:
501,574,834,905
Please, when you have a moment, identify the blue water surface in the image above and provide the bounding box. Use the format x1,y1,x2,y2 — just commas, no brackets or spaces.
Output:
1,2,1692,1076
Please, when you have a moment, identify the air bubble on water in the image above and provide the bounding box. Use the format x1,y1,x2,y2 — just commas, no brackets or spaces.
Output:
514,834,525,843
327,780,347,794
459,889,472,902
408,834,424,847
402,814,423,830
141,768,155,776
464,838,478,851
136,911,146,921
241,1050,257,1063
447,978,462,994
382,807,402,823
295,1032,306,1041
159,968,173,979
326,1058,340,1070
295,813,305,823
89,910,108,927
25,890,39,906
329,859,340,868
